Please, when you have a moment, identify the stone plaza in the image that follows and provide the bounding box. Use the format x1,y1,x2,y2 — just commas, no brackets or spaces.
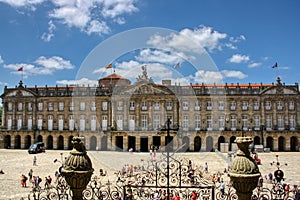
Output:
0,149,299,200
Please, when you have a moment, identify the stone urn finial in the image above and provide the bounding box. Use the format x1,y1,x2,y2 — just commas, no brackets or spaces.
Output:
229,137,261,200
60,137,94,200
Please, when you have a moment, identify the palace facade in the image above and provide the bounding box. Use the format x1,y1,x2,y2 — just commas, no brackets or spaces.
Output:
0,67,299,152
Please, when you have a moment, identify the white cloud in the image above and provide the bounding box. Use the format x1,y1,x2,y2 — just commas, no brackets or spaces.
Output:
191,70,223,83
135,49,183,65
147,25,228,54
228,54,250,63
248,62,261,68
101,0,139,18
221,70,247,79
41,20,56,42
56,78,97,86
1,0,139,37
0,0,45,10
3,56,74,78
0,55,3,65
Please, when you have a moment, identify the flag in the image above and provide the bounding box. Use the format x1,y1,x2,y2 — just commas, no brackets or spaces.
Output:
174,62,180,69
104,63,112,69
18,67,23,71
272,62,278,68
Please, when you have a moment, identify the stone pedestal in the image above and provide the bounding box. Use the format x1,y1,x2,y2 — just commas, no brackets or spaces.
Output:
229,137,260,200
60,137,94,200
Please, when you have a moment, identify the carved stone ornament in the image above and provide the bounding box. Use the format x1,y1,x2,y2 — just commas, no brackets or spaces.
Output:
229,137,261,200
60,137,94,200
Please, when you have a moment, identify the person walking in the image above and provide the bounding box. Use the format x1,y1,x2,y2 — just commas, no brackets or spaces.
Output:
33,156,37,166
28,169,33,181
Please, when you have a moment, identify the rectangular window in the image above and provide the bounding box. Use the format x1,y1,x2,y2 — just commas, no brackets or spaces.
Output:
166,102,172,110
153,115,160,130
242,101,248,110
218,115,225,130
207,116,212,130
91,101,96,111
265,101,271,110
102,102,108,111
141,115,147,130
80,102,85,111
117,115,123,130
38,102,43,111
230,115,236,131
182,101,189,111
48,102,53,111
58,102,64,111
129,115,135,131
18,103,23,111
206,101,212,110
289,102,295,110
58,115,64,131
102,115,108,130
183,115,189,131
69,102,74,111
242,115,248,130
290,115,295,130
218,101,225,110
194,101,200,111
254,116,260,130
117,101,123,111
8,103,13,111
38,115,43,130
195,115,201,130
91,115,97,131
69,115,74,131
230,101,236,111
277,101,283,110
266,115,272,130
79,115,85,131
129,101,135,110
278,115,284,130
154,102,160,111
253,101,259,110
141,102,147,110
27,103,32,111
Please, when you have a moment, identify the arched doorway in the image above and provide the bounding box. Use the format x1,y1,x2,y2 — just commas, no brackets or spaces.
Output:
24,135,31,149
58,135,64,150
101,136,108,151
278,136,285,151
15,135,21,149
37,135,43,143
290,136,298,152
194,136,201,152
266,137,274,151
229,136,236,151
90,136,97,150
217,136,225,151
206,136,214,152
128,136,136,151
182,136,190,152
68,136,73,150
254,136,260,145
47,135,53,149
4,135,11,149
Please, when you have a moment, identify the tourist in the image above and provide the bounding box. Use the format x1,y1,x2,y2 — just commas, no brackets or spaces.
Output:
33,156,37,166
204,162,208,173
172,192,180,200
54,171,60,183
190,190,197,200
20,174,28,187
257,176,263,190
44,175,52,189
268,172,273,183
28,169,33,181
220,180,225,196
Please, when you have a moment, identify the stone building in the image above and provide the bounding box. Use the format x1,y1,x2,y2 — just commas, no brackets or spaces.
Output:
0,67,299,152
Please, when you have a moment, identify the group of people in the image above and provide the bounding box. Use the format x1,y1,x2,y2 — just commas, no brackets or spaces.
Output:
19,169,53,190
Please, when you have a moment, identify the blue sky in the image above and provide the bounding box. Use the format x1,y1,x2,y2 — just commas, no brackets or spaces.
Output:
0,0,300,96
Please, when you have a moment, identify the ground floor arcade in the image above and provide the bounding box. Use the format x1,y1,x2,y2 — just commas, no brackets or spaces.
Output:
0,130,299,152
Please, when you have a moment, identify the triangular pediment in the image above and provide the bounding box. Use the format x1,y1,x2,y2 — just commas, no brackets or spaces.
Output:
4,89,35,97
115,83,174,96
261,85,298,95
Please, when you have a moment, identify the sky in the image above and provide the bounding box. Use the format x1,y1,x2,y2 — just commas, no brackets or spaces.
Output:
0,0,300,97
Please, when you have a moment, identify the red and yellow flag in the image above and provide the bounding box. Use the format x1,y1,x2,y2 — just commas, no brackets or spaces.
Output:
104,63,112,69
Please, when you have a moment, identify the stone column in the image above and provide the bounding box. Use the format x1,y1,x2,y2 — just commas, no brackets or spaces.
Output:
229,137,260,200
